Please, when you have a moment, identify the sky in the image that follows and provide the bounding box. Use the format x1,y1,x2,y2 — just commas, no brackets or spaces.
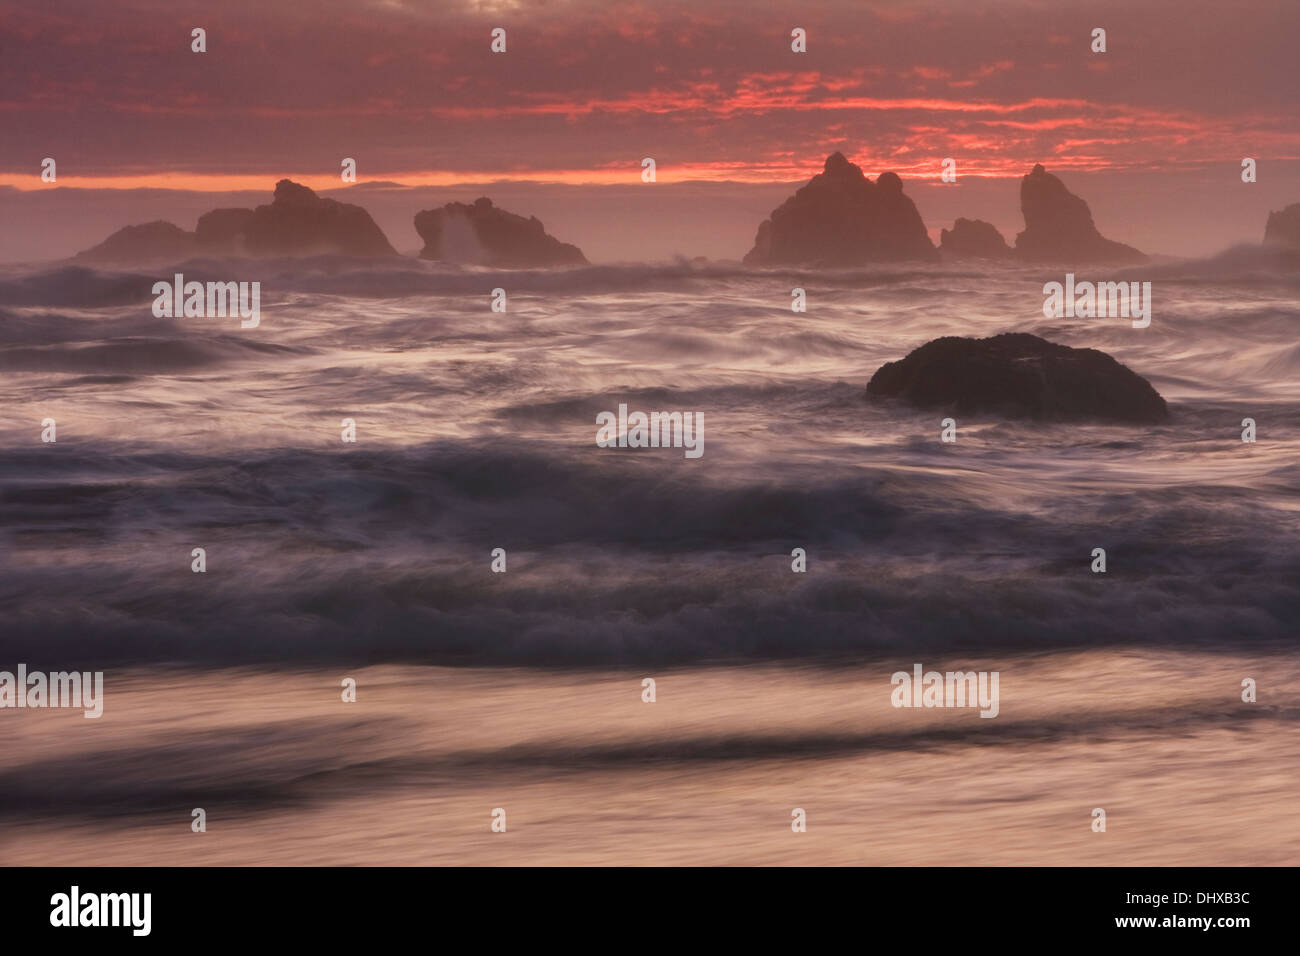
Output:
2,0,1297,260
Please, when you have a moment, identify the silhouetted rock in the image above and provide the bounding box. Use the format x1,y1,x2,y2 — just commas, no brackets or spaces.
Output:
743,152,937,266
236,180,396,256
1014,165,1145,264
939,218,1012,259
75,180,397,262
866,332,1167,423
1263,203,1300,248
194,208,256,253
74,221,195,264
414,197,586,267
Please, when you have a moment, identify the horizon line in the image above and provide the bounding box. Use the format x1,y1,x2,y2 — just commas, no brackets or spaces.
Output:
0,158,1221,194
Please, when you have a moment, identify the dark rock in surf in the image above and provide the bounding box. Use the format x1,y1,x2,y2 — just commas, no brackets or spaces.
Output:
867,332,1168,423
414,197,587,267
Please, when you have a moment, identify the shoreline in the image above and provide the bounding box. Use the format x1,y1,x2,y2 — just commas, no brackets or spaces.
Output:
2,649,1293,865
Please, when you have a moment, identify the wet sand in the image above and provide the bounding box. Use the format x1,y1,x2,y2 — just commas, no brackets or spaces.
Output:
1,648,1295,865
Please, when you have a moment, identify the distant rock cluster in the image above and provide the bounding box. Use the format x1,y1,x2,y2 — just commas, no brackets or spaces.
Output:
744,153,1148,266
76,182,587,268
71,153,1300,272
76,180,398,264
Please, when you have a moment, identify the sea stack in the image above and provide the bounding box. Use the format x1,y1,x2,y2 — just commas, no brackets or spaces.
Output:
743,152,938,266
1263,203,1300,248
209,180,397,257
867,332,1168,423
1014,165,1144,264
939,218,1013,259
74,180,398,262
414,198,587,267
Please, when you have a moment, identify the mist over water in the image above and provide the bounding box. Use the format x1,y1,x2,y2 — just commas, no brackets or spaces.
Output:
1,252,1296,667
2,252,1297,866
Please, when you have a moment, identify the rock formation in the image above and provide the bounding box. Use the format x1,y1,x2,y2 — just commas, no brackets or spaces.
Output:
256,179,397,256
74,221,196,265
193,208,257,253
75,180,397,262
1263,203,1300,248
939,218,1012,259
743,152,937,266
414,197,586,267
1013,165,1144,264
866,332,1167,422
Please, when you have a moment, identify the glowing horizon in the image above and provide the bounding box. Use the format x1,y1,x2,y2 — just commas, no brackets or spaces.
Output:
0,155,1260,194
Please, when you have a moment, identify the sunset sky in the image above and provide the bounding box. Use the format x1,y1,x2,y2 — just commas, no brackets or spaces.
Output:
2,0,1297,260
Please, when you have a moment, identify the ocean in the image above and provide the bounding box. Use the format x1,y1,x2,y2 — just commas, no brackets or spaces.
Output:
0,251,1296,864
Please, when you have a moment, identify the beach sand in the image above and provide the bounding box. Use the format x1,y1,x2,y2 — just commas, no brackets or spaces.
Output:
2,648,1294,866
